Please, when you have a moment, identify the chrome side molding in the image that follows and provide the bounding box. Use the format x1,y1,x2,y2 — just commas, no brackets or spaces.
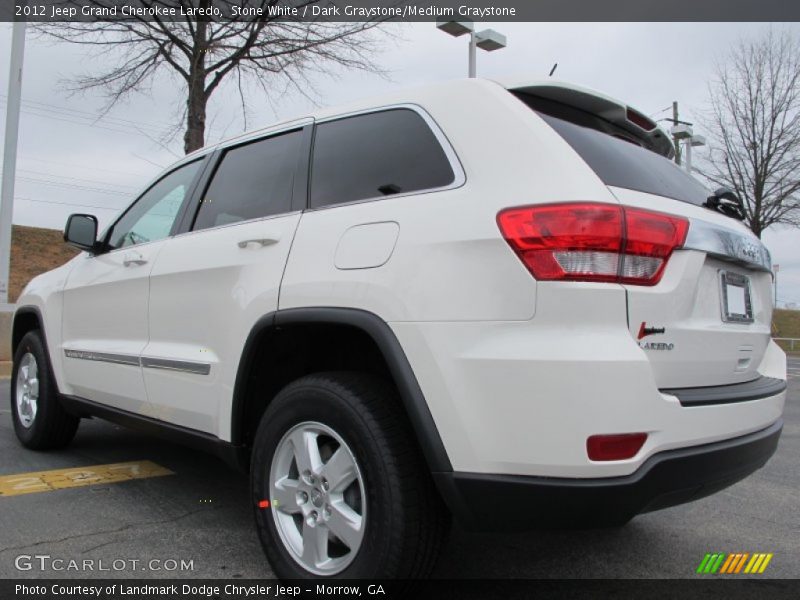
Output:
64,349,211,375
64,349,140,367
140,356,211,376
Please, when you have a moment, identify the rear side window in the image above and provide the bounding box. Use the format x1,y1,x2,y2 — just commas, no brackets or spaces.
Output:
193,129,302,231
310,109,455,208
516,94,709,206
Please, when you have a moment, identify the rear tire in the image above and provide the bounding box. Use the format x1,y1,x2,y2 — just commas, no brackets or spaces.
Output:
11,330,79,450
251,372,450,579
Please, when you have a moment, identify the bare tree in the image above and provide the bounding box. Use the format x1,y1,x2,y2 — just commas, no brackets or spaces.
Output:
36,1,387,154
700,30,800,238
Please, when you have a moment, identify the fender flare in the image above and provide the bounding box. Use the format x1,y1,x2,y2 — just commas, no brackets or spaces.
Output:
231,307,453,473
11,305,46,355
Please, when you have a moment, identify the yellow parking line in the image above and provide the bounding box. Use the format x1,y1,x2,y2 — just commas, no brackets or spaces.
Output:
0,461,173,497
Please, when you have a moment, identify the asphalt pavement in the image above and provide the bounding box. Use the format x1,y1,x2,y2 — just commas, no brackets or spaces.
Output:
0,358,798,579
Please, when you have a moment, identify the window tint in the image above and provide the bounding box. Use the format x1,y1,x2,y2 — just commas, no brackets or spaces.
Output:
193,130,302,231
108,160,202,250
310,109,455,208
538,112,709,206
516,94,710,206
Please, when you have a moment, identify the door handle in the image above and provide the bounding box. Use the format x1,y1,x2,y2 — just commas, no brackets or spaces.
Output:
237,237,279,249
123,252,148,267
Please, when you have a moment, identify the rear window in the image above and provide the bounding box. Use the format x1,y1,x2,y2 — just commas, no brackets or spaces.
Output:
516,93,709,206
310,109,455,208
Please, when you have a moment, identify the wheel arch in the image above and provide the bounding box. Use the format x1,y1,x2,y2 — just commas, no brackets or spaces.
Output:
12,306,46,356
231,307,452,474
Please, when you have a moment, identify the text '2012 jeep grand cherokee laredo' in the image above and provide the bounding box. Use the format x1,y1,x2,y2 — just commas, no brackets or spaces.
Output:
11,78,786,579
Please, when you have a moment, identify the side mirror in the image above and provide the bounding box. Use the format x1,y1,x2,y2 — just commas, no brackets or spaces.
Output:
64,214,99,252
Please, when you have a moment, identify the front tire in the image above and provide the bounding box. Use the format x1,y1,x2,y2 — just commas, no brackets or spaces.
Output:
11,330,79,450
251,372,449,579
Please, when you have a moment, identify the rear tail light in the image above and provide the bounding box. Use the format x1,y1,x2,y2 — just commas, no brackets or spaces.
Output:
497,203,688,286
587,433,648,461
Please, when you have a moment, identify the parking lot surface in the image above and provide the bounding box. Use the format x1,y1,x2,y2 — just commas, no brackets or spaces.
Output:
1,357,798,579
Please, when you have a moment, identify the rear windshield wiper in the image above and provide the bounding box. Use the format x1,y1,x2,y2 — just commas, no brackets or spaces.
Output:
703,188,745,221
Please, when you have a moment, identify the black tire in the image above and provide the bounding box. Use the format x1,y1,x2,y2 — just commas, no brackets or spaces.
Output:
251,372,450,579
10,330,79,450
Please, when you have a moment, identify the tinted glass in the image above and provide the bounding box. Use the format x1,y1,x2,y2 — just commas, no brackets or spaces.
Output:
193,130,302,231
537,112,709,206
108,160,202,249
310,109,455,208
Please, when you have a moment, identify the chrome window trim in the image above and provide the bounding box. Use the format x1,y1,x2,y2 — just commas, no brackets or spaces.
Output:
215,117,314,152
684,218,772,273
171,210,303,239
64,349,211,376
307,103,466,212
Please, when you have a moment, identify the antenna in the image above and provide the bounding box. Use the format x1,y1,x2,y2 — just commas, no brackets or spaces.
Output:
549,63,558,77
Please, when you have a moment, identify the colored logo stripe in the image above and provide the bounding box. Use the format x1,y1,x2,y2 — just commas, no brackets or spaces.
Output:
697,553,773,574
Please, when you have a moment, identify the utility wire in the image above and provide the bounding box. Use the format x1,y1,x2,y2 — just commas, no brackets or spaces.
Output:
15,196,123,212
16,175,132,196
17,168,137,191
0,93,175,137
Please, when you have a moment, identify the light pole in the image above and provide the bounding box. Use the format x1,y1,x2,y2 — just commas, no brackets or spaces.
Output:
0,14,27,306
684,134,706,174
670,124,705,174
436,20,507,78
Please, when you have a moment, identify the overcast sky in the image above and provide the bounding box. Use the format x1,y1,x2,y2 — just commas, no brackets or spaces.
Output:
0,21,799,306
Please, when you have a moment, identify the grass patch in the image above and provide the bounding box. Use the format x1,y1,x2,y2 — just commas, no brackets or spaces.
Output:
773,308,800,353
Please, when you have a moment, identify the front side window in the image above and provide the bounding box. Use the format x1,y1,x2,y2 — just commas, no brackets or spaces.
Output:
108,160,202,250
192,129,303,231
310,109,455,208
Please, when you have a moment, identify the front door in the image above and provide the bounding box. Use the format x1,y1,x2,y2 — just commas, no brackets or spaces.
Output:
60,159,205,413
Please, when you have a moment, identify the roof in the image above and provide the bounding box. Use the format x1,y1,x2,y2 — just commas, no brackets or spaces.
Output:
178,76,675,167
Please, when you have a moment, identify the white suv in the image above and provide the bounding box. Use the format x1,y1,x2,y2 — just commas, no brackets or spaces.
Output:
11,78,786,579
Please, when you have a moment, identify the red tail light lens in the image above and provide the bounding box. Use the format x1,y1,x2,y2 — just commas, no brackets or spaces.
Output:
587,433,648,461
497,203,688,286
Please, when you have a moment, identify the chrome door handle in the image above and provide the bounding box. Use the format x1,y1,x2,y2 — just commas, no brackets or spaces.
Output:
123,252,148,267
237,238,279,249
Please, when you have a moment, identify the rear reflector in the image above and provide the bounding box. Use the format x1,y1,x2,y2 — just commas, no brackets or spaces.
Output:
497,203,688,286
587,433,648,461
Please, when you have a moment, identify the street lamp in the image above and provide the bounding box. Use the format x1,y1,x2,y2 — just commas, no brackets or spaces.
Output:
436,20,507,78
670,124,705,174
685,134,706,174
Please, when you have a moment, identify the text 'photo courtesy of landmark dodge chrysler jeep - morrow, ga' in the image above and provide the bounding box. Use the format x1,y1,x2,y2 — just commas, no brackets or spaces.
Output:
11,78,786,579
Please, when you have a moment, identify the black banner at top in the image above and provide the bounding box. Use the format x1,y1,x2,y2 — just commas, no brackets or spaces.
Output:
2,0,800,23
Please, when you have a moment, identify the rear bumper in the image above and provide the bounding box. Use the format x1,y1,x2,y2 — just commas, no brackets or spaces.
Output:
434,419,782,530
661,376,787,407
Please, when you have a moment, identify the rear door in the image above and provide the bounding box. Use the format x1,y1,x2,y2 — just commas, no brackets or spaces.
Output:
142,121,311,435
